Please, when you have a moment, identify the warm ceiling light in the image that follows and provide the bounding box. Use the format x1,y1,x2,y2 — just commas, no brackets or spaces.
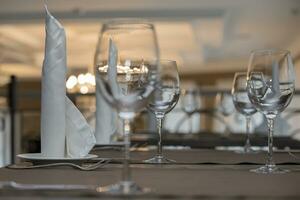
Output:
66,75,78,89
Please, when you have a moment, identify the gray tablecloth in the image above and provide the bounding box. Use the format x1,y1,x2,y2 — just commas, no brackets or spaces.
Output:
91,148,300,164
1,149,300,199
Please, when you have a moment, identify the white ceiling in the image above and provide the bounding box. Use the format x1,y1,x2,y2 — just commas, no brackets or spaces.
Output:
0,0,300,78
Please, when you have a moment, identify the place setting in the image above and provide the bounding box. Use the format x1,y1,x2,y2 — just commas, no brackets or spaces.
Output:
8,6,100,169
1,1,300,199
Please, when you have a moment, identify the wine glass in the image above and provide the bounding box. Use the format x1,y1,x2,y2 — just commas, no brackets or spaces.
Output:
247,49,295,174
232,72,257,153
180,89,200,133
94,20,159,193
144,60,180,163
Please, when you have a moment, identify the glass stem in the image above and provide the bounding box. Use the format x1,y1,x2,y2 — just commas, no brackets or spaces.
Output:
156,116,164,157
266,117,275,167
245,116,251,149
122,119,131,183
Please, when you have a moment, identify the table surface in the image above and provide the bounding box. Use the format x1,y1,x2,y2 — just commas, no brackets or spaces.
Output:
1,149,300,199
131,133,300,149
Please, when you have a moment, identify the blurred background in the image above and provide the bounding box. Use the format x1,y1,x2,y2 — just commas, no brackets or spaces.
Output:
0,0,300,166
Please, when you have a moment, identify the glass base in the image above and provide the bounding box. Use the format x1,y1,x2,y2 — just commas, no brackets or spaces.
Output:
250,165,290,174
143,155,176,164
98,181,150,195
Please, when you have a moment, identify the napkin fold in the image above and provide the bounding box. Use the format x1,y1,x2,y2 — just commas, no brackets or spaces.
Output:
107,39,122,98
95,77,118,144
41,6,95,158
95,39,119,144
271,61,280,97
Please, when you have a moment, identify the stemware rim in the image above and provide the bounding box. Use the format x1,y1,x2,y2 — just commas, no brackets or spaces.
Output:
234,72,247,76
101,19,154,30
156,59,178,77
232,72,247,94
160,59,177,63
160,59,178,70
232,72,247,86
250,49,291,56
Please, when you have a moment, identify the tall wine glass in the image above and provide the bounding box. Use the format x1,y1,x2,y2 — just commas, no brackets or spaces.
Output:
232,72,257,153
145,60,180,163
94,20,159,193
247,49,295,174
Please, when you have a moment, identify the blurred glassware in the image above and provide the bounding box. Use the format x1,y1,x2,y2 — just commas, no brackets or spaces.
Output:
179,89,200,133
94,20,159,193
247,49,295,174
232,72,257,153
145,60,180,164
216,92,235,117
214,92,234,134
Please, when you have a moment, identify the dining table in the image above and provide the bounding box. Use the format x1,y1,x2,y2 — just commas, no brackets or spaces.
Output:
0,147,300,199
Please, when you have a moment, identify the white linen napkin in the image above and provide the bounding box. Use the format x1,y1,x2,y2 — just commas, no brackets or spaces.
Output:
41,6,95,158
95,39,118,144
107,39,123,99
95,78,118,144
271,62,280,97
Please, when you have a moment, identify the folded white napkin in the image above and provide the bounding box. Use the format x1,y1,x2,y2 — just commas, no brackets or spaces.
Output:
95,39,118,144
41,6,95,158
95,78,118,144
107,40,122,98
271,62,280,97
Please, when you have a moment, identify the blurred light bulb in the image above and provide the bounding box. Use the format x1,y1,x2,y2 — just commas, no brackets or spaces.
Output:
80,86,89,94
78,74,85,84
66,75,77,89
85,73,95,85
91,77,96,86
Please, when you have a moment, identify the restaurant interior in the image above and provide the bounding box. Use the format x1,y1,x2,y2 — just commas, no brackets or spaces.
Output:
0,0,300,199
